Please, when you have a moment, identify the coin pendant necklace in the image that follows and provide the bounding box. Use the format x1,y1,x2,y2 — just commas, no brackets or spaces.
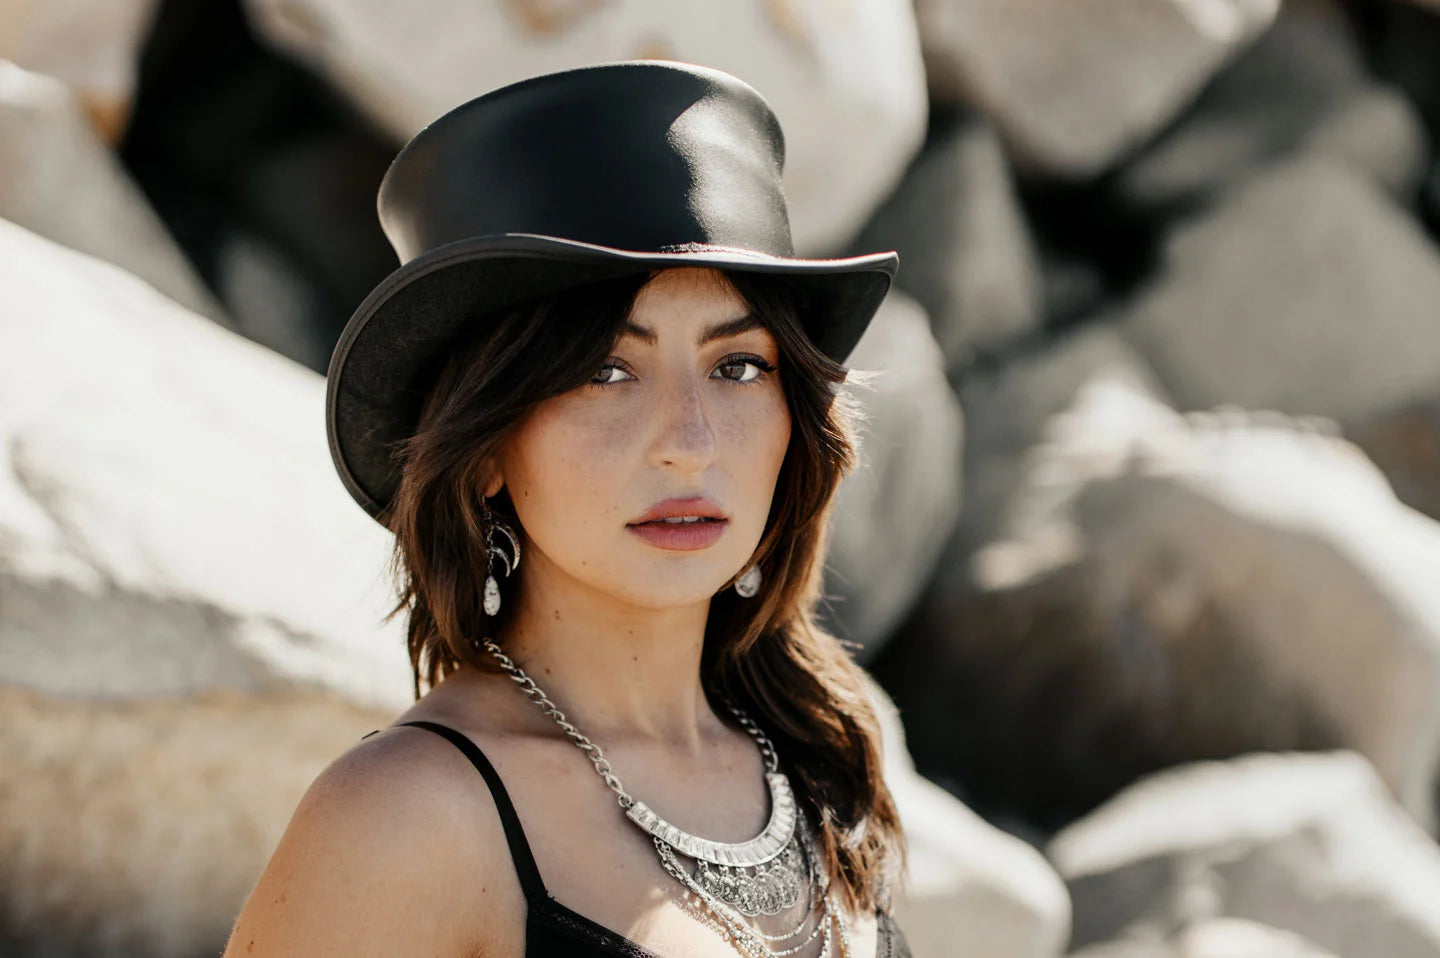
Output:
477,637,852,957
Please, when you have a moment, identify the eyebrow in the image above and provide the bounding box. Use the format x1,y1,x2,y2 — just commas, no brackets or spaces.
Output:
621,313,765,347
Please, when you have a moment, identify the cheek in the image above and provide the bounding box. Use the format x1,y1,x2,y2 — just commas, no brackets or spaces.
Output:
762,394,792,474
504,403,636,537
721,386,792,492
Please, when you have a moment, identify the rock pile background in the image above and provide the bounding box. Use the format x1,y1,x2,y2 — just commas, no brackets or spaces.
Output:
4,0,1440,955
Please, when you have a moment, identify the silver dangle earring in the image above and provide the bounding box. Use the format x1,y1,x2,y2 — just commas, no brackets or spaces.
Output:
735,562,762,598
481,495,522,616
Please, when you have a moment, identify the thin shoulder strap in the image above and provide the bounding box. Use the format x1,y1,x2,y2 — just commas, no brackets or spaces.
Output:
387,719,550,905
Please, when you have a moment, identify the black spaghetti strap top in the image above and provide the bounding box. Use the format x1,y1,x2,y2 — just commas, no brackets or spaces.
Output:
373,720,912,957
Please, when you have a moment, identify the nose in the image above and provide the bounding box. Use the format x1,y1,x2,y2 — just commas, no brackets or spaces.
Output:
649,373,719,472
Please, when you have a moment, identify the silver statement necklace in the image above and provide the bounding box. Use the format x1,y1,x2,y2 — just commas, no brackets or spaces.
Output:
477,637,852,958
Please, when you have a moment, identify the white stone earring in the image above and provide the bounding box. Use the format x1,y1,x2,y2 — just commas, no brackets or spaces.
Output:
481,495,521,616
735,563,762,598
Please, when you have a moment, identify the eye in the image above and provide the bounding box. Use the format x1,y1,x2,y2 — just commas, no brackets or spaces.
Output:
713,354,777,384
590,361,635,386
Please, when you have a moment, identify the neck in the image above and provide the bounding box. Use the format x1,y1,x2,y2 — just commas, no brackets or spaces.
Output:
479,548,727,755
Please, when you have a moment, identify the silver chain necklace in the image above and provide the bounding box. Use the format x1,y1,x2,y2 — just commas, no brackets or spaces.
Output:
476,636,852,958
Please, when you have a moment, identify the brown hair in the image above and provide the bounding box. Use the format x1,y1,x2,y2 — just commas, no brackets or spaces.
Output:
383,267,907,914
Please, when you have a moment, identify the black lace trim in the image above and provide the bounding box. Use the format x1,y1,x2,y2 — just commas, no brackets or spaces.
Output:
529,895,661,957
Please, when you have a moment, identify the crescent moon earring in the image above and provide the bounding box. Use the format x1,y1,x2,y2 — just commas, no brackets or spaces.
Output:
482,495,521,616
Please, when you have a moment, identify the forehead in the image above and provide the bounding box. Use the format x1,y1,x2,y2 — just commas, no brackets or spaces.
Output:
617,268,774,348
628,267,751,321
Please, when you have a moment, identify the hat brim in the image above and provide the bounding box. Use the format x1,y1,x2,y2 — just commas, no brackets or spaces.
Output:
325,232,898,520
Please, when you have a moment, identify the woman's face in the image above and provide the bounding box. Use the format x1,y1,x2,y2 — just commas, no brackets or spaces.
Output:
496,267,792,609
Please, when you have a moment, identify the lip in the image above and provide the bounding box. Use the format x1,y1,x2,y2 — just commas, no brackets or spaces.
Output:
627,496,729,552
627,519,728,551
629,496,728,525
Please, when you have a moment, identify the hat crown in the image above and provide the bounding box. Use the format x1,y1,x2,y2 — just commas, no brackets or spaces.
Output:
378,60,795,265
327,60,898,522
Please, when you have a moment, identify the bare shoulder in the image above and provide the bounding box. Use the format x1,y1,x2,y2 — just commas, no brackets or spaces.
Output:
223,726,518,958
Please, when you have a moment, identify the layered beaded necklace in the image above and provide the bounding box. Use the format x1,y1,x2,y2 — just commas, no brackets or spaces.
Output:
476,637,852,957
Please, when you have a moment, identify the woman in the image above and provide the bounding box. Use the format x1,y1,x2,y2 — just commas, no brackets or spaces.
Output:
225,60,911,957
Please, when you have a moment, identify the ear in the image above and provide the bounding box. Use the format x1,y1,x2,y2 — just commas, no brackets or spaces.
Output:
476,451,506,499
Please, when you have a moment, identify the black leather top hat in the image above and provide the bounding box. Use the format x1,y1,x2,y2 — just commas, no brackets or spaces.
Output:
326,59,899,521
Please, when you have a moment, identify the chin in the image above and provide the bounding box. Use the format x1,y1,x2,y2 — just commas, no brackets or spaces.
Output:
611,568,735,610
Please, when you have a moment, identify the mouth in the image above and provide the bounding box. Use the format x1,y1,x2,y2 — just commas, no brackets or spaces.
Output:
626,515,729,551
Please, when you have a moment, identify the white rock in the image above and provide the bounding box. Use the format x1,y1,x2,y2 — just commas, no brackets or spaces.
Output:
991,384,1440,829
0,682,391,957
1119,156,1440,427
1116,0,1429,208
914,0,1280,175
0,0,159,140
848,111,1043,379
238,0,928,255
861,671,1070,958
826,290,964,662
0,59,227,322
888,375,1440,837
950,322,1168,574
0,217,410,709
1051,751,1440,957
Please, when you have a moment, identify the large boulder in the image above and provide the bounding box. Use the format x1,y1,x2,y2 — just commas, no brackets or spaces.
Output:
877,377,1440,834
825,290,965,663
0,0,160,140
237,0,928,255
1117,156,1440,428
0,217,408,955
0,217,409,707
846,107,1044,380
1115,0,1429,212
948,321,1169,574
863,672,1070,958
914,0,1280,176
0,683,389,957
1050,751,1440,957
0,212,482,953
0,60,226,323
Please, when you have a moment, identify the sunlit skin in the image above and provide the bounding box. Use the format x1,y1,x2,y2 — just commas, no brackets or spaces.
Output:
451,266,792,753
